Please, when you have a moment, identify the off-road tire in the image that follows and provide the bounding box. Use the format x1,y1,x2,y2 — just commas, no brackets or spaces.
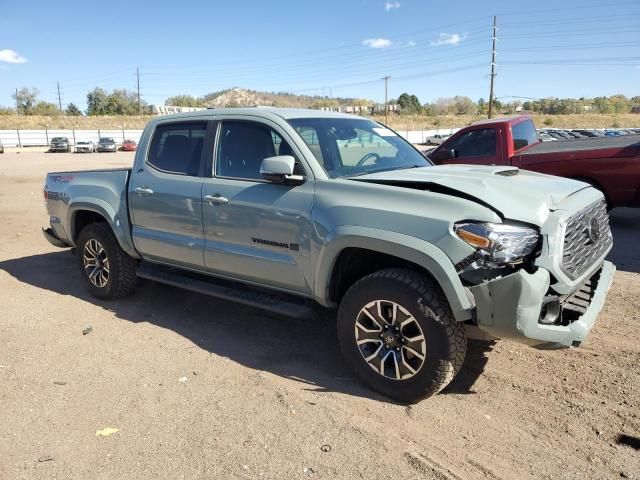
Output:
337,268,466,403
76,222,137,300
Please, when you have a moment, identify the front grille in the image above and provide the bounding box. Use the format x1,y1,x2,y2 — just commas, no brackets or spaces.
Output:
561,200,612,280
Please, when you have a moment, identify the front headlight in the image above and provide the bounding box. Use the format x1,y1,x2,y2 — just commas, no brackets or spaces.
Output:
454,222,539,267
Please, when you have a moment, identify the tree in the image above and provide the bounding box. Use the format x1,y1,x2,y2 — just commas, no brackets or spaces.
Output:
86,88,110,115
477,97,487,114
65,103,82,116
452,96,477,115
397,92,422,114
422,103,437,116
12,87,39,114
165,94,204,107
31,101,59,115
435,97,454,115
106,89,141,115
87,88,145,115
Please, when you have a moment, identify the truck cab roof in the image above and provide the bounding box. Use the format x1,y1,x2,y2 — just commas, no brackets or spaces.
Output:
470,115,532,127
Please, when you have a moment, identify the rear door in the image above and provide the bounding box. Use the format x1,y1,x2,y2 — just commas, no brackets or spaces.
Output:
129,120,213,269
430,127,504,165
201,118,315,294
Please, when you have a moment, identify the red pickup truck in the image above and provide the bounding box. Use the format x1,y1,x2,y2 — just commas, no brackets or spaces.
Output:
427,116,640,208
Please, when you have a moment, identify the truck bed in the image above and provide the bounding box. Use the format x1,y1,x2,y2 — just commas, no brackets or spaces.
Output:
44,167,136,255
521,135,640,157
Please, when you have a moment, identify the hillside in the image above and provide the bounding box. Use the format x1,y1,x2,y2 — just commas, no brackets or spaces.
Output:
199,87,367,108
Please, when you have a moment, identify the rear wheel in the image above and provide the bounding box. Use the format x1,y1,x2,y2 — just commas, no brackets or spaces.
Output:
337,268,466,403
76,223,137,299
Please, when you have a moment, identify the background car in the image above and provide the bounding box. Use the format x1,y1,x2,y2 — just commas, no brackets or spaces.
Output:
49,137,71,153
538,132,557,142
96,137,117,152
571,129,605,137
121,139,137,151
424,133,451,145
75,141,94,153
0,139,4,154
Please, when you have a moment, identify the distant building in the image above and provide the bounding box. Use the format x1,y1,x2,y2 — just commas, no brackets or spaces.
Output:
152,105,206,115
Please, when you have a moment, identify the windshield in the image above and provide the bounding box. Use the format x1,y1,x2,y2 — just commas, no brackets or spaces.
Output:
287,117,430,178
99,138,114,143
77,141,89,145
51,137,66,142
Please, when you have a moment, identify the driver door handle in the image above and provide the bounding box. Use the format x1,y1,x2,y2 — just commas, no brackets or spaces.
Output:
134,186,154,196
204,194,229,205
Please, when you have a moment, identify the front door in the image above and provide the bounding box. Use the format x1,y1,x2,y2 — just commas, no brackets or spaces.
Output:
430,127,503,166
129,120,211,268
201,120,314,294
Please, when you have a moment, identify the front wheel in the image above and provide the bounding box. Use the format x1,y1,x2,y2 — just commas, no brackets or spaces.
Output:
76,223,137,299
337,268,466,403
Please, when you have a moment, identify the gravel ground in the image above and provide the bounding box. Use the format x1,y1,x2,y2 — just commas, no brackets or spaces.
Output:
0,152,638,480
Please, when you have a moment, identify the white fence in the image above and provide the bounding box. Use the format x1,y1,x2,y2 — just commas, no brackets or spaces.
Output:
0,128,458,148
0,129,144,147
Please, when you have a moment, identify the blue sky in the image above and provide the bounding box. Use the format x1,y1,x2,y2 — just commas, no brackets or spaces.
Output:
0,0,638,110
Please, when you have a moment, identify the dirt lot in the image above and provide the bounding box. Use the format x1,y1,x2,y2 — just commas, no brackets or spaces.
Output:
0,152,638,480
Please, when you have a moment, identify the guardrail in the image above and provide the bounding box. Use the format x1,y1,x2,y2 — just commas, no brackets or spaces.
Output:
0,128,457,147
0,129,144,147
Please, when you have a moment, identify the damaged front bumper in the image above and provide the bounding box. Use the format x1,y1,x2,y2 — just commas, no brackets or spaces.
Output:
469,261,615,348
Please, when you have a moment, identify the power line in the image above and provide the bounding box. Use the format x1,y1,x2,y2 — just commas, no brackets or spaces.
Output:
494,0,640,17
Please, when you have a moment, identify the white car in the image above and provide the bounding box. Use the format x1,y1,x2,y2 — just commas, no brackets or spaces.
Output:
75,141,95,153
424,133,451,146
538,133,557,142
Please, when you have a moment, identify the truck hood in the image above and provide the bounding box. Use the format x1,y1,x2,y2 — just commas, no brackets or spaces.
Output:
350,165,590,226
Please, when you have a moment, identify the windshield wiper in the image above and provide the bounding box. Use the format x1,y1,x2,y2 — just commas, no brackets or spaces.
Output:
343,164,425,178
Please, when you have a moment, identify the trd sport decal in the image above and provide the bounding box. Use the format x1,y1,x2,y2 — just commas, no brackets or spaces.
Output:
251,237,300,251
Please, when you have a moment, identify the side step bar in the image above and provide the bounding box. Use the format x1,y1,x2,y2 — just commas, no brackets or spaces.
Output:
136,262,314,320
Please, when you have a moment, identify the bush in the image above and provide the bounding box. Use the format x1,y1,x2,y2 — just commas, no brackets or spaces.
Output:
543,118,554,126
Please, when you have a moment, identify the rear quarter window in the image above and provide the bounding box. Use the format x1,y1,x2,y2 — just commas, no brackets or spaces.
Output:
512,120,538,151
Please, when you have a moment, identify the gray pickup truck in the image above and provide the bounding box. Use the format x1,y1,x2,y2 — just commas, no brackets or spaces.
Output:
43,108,615,402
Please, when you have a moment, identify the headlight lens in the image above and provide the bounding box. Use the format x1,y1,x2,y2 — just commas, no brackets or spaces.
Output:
455,222,539,266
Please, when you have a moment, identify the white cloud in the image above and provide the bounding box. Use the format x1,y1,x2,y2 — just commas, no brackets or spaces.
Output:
362,38,393,49
430,33,468,47
406,40,417,47
385,1,400,11
0,49,27,64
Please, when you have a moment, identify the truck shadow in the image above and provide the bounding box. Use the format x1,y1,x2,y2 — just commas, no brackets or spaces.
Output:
0,251,492,402
607,207,640,274
2,251,490,402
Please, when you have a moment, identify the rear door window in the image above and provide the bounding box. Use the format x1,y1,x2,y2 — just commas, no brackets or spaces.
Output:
147,122,207,176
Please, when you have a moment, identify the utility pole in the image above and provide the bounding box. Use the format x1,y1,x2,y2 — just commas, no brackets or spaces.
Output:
382,76,390,124
488,16,497,119
57,82,62,111
136,67,141,115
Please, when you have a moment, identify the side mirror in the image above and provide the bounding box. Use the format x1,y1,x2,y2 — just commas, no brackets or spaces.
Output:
260,155,303,184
